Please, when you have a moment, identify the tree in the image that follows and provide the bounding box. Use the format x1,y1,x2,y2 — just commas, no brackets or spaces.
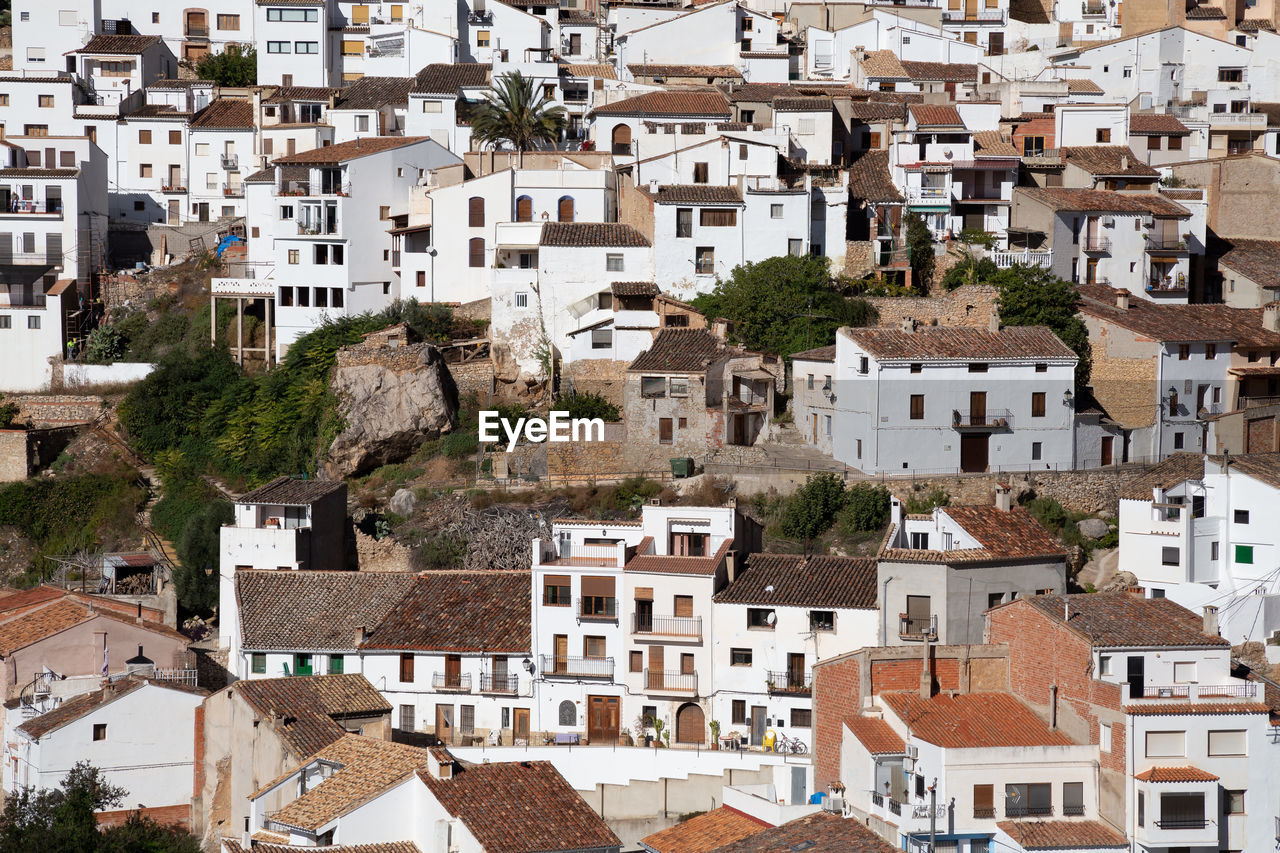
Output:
780,472,846,547
174,500,233,615
943,229,998,291
193,46,257,86
0,396,19,430
691,255,877,357
836,483,891,534
470,71,567,162
993,264,1092,390
905,213,935,292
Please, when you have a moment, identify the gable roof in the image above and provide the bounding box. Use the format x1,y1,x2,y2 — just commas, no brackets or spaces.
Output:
18,677,206,739
900,61,978,83
715,554,877,609
237,571,417,651
420,760,620,853
264,86,341,104
845,715,906,755
362,572,530,652
234,674,391,756
540,222,651,248
649,185,743,205
1216,237,1280,289
791,344,836,362
1017,187,1188,216
880,691,1074,748
333,76,415,110
238,476,346,505
1129,112,1192,135
0,599,187,655
995,820,1127,850
1134,765,1219,782
1077,283,1280,346
1064,78,1105,94
772,96,833,112
74,34,162,54
1022,592,1230,647
190,99,256,130
848,102,905,122
842,325,1076,360
1118,452,1207,499
271,136,434,165
641,806,768,853
413,63,492,94
629,328,725,372
859,50,908,80
629,64,741,80
589,90,731,119
611,281,661,297
973,130,1019,158
560,62,617,79
627,540,732,577
1061,146,1160,178
909,104,964,128
225,843,418,853
709,811,895,852
847,150,903,203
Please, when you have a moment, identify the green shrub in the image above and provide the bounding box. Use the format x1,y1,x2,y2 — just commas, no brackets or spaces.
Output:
837,483,891,533
780,472,846,541
903,487,949,515
552,391,620,422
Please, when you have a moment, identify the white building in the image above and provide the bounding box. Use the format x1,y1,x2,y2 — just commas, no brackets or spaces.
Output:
254,0,331,87
710,554,879,749
187,98,256,222
822,324,1078,475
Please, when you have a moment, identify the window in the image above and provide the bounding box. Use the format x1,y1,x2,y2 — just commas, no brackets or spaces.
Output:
314,244,329,265
1032,441,1042,461
968,363,988,373
543,575,570,605
700,209,737,227
93,724,107,741
26,47,45,62
583,635,606,659
287,249,300,265
1100,722,1112,753
1178,344,1190,360
910,394,924,420
24,124,50,136
251,653,266,674
354,115,369,132
1224,789,1245,814
1192,495,1205,518
315,288,328,308
1063,782,1084,816
558,196,574,222
1137,791,1144,827
38,95,54,109
641,376,666,398
973,784,995,819
218,13,240,29
695,247,714,274
606,253,624,272
329,654,344,674
912,532,930,549
268,8,319,21
1031,392,1046,417
1005,783,1051,817
730,648,753,666
293,653,313,676
791,708,812,727
732,700,747,724
166,129,181,146
676,208,693,238
810,610,835,631
693,162,709,183
477,30,491,47
139,164,153,178
1145,730,1185,757
399,705,415,731
1168,135,1183,150
1162,547,1179,566
279,287,294,306
1096,128,1111,143
1236,544,1254,564
267,41,291,53
658,418,673,444
766,203,784,220
628,650,643,672
331,288,344,308
788,238,804,257
747,608,775,629
27,316,40,330
468,238,485,268
1234,509,1249,524
399,653,415,682
468,197,484,227
1218,67,1244,83
294,41,319,54
196,143,210,157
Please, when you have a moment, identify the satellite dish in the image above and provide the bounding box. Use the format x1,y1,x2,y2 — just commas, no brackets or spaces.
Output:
766,611,777,626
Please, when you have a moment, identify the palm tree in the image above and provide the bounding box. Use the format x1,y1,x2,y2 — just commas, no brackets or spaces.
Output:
470,71,568,164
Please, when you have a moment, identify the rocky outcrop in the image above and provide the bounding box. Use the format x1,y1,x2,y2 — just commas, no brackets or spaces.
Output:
323,342,458,479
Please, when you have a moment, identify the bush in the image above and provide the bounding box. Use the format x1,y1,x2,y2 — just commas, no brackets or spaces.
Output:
837,483,891,533
553,391,620,422
780,473,846,541
193,45,257,86
173,501,232,614
0,397,18,430
903,487,949,515
83,325,127,364
0,474,143,576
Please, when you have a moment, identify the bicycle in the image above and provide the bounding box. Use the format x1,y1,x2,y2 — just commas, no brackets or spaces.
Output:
773,733,808,754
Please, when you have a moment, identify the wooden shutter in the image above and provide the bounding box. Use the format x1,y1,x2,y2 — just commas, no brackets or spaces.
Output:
516,196,532,221
699,208,737,227
681,653,695,674
558,196,574,222
634,587,654,600
974,784,993,815
399,653,415,682
468,196,484,227
674,595,693,618
659,418,673,443
351,4,370,23
468,237,484,268
581,576,615,597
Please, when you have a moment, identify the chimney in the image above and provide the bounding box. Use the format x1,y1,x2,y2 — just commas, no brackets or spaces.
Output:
994,482,1012,512
1203,605,1220,636
427,750,454,780
1115,288,1130,310
726,550,738,583
900,316,915,334
854,46,867,65
1120,154,1129,171
1264,304,1280,332
890,496,903,530
988,310,1000,333
919,642,934,700
354,626,367,647
649,178,659,194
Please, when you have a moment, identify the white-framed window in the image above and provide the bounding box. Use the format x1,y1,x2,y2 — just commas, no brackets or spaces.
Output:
605,253,624,272
195,143,210,156
590,328,611,350
514,292,528,308
1172,661,1196,683
798,118,816,135
1100,722,1111,753
1208,729,1246,756
422,100,443,113
267,8,318,21
27,47,46,62
279,205,294,219
1099,655,1112,675
355,115,370,132
824,415,831,435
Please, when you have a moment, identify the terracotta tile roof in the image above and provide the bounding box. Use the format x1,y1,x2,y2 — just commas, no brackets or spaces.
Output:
909,104,964,128
1217,237,1280,288
225,843,419,853
124,104,193,120
0,586,64,615
190,99,256,130
995,820,1127,849
629,64,742,79
715,554,877,609
1118,452,1206,499
0,600,100,655
900,61,977,83
560,62,616,79
845,716,906,755
842,325,1076,360
74,34,162,54
334,76,415,110
362,572,530,652
265,736,431,831
1129,113,1191,135
1124,701,1270,715
627,540,732,576
941,505,1066,560
540,222,652,247
1161,188,1204,200
1186,3,1226,17
0,168,79,178
847,150,903,203
773,96,832,112
271,136,434,165
859,50,908,80
1237,17,1275,30
848,102,905,122
641,806,769,853
414,63,492,94
1065,78,1105,94
589,91,730,118
238,476,345,505
612,281,660,297
1134,765,1218,782
880,691,1074,748
1023,592,1230,647
709,810,896,852
244,168,275,183
740,51,789,59
18,677,206,740
973,130,1019,157
791,344,835,362
1077,283,1280,346
234,674,391,756
1217,453,1280,490
420,759,620,852
650,185,743,205
1061,146,1159,178
236,571,417,651
1016,187,1188,216
264,86,340,103
629,328,725,372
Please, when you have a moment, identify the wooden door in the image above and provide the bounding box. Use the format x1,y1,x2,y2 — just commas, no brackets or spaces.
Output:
513,708,530,744
1100,436,1113,466
167,164,182,187
676,702,705,744
750,706,766,745
492,656,508,684
587,696,620,743
1247,416,1275,452
648,645,665,689
659,418,673,444
680,653,694,675
558,197,574,222
811,413,818,441
435,704,454,744
960,434,988,473
988,31,1004,55
787,653,805,689
969,391,987,425
553,635,568,673
1126,655,1144,699
569,33,581,53
635,598,653,632
167,200,179,225
445,654,461,689
516,196,532,221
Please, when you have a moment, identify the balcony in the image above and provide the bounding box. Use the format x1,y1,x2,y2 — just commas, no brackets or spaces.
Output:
468,10,494,23
973,807,996,819
0,254,61,270
578,596,618,622
186,26,209,38
1082,1,1107,14
951,409,1012,429
905,186,951,205
899,613,938,641
766,670,811,695
479,673,519,694
1155,818,1209,829
279,183,351,197
1131,682,1260,701
221,153,238,169
1147,275,1187,294
1208,111,1265,128
1081,236,1111,253
161,184,187,194
644,669,698,695
539,654,614,679
223,184,244,198
989,249,1052,269
1,200,63,216
538,541,625,567
298,220,339,236
611,142,635,157
632,613,702,641
367,45,405,58
1006,805,1055,818
942,8,1006,21
1146,236,1189,252
0,291,48,307
431,672,472,692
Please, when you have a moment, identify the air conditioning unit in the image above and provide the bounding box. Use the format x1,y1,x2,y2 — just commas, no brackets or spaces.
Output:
904,744,919,759
1101,216,1115,227
824,796,845,813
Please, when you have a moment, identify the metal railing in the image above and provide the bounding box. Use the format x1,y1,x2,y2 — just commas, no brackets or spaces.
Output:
906,186,950,203
431,672,472,692
1063,804,1086,816
632,613,702,638
1154,818,1209,829
1148,276,1187,293
1007,805,1054,818
578,596,618,621
1082,2,1107,13
942,8,1006,20
2,200,62,215
899,613,938,640
1239,395,1280,409
162,184,187,193
222,184,244,197
540,542,624,566
766,670,812,694
973,807,996,818
644,668,698,694
186,25,209,37
298,221,338,235
952,409,1013,428
1135,682,1257,699
539,654,614,679
1146,236,1188,251
1081,236,1111,252
479,673,518,694
221,153,238,169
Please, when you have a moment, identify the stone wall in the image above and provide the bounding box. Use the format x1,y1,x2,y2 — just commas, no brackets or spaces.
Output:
449,359,494,405
843,241,875,278
864,284,998,330
11,395,106,427
0,432,29,482
563,359,630,407
884,465,1152,514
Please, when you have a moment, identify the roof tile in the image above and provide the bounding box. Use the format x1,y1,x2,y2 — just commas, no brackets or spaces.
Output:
1077,283,1280,346
234,674,391,757
909,104,964,127
362,572,530,652
1129,113,1192,135
629,328,725,372
995,820,1127,849
237,571,417,650
842,325,1076,360
540,222,651,247
271,136,435,165
709,811,896,852
715,554,877,609
334,76,415,110
900,61,978,83
650,185,743,205
1134,765,1219,782
589,90,730,118
238,476,346,505
1016,187,1188,216
641,806,769,853
859,50,908,80
413,63,492,94
1022,592,1230,647
190,99,256,129
845,716,906,755
847,150,903,203
74,34,162,54
880,691,1074,748
1061,146,1160,177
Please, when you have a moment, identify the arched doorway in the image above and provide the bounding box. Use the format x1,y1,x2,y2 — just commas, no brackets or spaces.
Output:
516,195,533,222
675,702,705,745
611,124,632,156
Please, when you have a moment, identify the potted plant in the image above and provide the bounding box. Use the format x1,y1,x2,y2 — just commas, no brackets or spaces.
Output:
709,719,721,749
651,716,666,748
632,714,653,747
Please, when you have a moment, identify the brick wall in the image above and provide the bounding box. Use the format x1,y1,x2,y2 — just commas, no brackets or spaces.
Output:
870,657,959,694
813,655,861,792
